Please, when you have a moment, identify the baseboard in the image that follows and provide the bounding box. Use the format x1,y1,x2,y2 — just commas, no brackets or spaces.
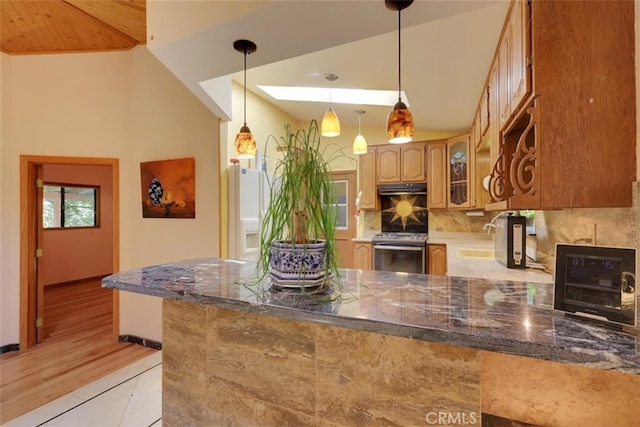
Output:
118,335,162,350
0,343,20,354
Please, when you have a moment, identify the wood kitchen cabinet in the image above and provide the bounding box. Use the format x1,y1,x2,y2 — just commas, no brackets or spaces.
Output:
508,0,530,117
376,142,426,183
360,141,427,209
474,144,492,209
470,76,493,211
478,86,489,141
447,133,474,209
353,242,372,271
497,32,511,131
498,0,531,132
428,136,485,210
426,140,447,209
487,60,500,170
487,0,635,210
470,114,479,151
376,146,401,183
358,147,378,210
428,244,447,276
401,143,427,182
471,85,489,152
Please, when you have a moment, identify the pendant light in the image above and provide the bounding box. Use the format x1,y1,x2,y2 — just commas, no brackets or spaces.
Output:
386,0,414,144
321,73,340,137
353,110,368,155
233,39,258,159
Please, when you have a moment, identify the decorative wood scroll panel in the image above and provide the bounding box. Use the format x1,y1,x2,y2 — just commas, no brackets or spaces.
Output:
507,99,541,209
488,99,540,208
488,151,506,204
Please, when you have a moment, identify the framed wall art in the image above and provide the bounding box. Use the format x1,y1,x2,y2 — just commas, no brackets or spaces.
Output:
140,157,195,218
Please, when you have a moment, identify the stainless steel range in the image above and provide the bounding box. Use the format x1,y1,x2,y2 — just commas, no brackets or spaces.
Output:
372,232,428,274
373,183,429,274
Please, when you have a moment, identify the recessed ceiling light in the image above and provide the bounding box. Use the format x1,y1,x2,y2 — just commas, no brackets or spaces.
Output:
257,85,410,107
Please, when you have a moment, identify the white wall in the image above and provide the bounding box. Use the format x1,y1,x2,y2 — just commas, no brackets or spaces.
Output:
0,46,220,346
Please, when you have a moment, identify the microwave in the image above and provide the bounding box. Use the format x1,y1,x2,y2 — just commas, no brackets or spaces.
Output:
553,244,636,327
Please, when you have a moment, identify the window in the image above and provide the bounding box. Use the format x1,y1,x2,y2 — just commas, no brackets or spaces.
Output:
43,184,98,228
519,210,535,234
330,180,348,230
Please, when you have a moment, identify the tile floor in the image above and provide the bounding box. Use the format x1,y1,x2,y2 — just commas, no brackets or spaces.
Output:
4,352,162,427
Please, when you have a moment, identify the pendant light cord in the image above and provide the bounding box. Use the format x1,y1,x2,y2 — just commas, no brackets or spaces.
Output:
243,48,247,126
397,7,402,103
324,74,338,109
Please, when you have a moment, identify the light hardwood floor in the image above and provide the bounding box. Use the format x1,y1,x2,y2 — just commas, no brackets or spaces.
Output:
0,279,158,423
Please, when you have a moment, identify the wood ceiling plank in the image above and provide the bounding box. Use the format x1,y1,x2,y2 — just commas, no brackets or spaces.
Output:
1,0,140,55
65,0,146,43
0,1,44,53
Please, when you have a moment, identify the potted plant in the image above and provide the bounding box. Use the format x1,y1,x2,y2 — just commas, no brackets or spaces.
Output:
257,119,341,292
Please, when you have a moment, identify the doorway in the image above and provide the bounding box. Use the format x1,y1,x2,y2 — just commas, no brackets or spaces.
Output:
329,170,357,268
19,156,120,350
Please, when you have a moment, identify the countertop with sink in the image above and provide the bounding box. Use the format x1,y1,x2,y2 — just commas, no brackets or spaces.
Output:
428,232,553,283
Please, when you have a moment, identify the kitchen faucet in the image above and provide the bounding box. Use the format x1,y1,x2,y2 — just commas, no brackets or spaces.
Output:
483,211,518,234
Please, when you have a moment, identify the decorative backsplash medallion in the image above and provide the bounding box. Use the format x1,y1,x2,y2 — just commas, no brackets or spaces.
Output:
380,194,428,233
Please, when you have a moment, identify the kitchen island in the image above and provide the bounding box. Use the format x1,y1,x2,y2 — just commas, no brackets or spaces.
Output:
103,258,640,427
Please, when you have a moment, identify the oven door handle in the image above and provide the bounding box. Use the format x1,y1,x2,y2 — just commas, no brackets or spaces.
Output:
373,245,424,251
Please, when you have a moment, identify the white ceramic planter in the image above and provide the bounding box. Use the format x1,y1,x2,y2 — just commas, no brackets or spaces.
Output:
269,240,326,287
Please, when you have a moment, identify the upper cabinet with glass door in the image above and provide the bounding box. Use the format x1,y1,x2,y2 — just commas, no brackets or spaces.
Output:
447,134,473,209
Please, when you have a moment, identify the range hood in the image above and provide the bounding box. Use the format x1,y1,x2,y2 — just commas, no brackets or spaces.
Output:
377,182,427,195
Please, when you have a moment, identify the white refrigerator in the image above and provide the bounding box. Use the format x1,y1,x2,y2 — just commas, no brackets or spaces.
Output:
228,164,273,261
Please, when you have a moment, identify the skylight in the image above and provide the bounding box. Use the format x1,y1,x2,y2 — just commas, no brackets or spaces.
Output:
257,85,410,107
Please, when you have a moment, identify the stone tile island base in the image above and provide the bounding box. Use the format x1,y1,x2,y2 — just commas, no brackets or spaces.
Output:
163,299,640,427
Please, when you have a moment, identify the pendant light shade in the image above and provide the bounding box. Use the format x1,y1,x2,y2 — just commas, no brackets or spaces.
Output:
322,108,340,137
321,73,340,137
233,39,258,159
353,110,368,155
386,0,414,144
387,102,414,144
234,125,256,159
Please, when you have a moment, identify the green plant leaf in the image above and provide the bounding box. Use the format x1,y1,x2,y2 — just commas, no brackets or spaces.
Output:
251,119,345,293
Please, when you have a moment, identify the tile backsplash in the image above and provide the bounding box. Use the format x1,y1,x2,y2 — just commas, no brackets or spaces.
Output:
361,182,639,276
361,210,489,234
535,181,639,273
429,210,491,233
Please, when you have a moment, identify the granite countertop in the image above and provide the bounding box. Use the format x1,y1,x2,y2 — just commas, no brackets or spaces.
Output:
103,258,639,375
